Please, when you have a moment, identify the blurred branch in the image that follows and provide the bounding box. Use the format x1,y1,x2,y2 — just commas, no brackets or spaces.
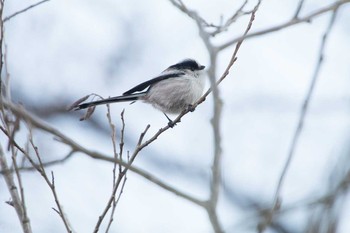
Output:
218,0,349,51
10,145,31,233
293,0,306,19
3,0,50,23
0,144,32,233
305,145,350,232
6,150,75,173
1,124,74,232
0,0,4,77
0,4,32,232
233,163,350,231
258,8,339,233
170,1,261,232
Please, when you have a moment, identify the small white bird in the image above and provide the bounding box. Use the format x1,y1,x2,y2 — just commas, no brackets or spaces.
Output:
74,59,206,126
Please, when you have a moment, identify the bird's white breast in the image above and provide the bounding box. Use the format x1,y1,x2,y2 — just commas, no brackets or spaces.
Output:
144,70,206,114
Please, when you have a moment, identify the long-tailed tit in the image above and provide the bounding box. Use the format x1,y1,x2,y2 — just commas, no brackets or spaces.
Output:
73,59,206,126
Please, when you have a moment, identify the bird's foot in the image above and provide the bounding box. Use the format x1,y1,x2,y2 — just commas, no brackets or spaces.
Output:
164,113,179,128
168,120,176,128
186,104,196,112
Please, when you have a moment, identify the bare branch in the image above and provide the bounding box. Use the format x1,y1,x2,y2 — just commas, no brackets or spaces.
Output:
118,110,125,173
171,1,261,232
0,1,4,77
104,107,126,232
1,101,206,207
0,28,32,231
169,0,253,38
106,104,118,180
168,0,211,29
258,8,339,233
293,0,306,19
93,170,124,233
210,0,250,37
29,136,73,233
105,174,127,233
94,122,151,232
0,144,32,233
3,0,50,23
11,150,31,232
0,150,75,174
234,174,350,230
0,124,73,232
218,0,349,51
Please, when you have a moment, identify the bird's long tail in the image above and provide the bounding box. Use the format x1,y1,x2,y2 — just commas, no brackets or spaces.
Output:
74,93,146,110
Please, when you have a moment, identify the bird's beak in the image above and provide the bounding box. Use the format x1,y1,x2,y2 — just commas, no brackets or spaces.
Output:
199,65,205,70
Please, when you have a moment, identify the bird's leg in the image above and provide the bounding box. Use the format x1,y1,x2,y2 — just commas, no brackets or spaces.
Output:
163,113,177,128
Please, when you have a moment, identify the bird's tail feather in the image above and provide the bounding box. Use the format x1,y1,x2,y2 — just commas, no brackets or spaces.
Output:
74,93,146,110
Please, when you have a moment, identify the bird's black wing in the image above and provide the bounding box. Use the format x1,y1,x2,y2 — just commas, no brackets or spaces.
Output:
123,72,185,95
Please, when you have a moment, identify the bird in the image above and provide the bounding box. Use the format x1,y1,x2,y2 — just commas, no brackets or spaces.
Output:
73,59,206,126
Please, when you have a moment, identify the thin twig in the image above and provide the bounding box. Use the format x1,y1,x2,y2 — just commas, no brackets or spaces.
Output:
93,172,124,233
29,136,73,233
168,0,211,29
94,124,150,233
0,125,73,233
0,104,206,207
258,8,339,233
3,0,50,22
0,150,75,174
106,104,118,183
293,0,306,19
104,108,126,232
218,0,349,51
118,110,125,173
126,125,150,167
234,178,350,230
6,150,75,173
105,174,127,233
210,0,250,37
